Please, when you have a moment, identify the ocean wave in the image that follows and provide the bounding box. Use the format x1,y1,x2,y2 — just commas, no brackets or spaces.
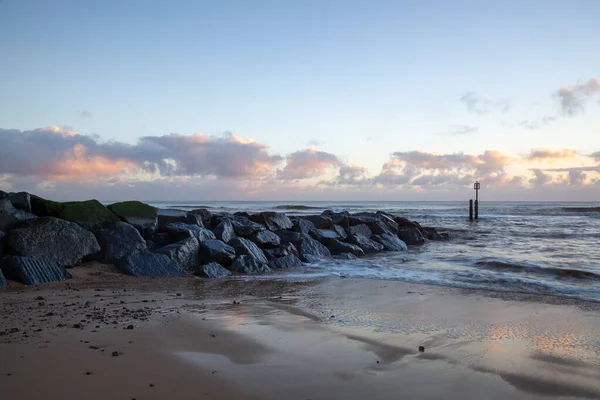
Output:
475,259,600,280
274,205,324,210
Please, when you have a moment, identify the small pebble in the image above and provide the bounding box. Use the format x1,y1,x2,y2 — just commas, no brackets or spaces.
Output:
125,325,134,330
112,351,120,357
149,383,155,387
418,346,425,353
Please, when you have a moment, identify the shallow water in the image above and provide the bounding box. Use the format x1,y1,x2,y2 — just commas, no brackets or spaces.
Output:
147,201,600,302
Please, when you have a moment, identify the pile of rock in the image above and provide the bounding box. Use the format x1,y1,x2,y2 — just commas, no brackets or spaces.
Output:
0,191,448,286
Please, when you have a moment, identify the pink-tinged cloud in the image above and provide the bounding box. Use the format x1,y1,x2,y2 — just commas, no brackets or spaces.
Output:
277,148,339,180
523,148,579,163
557,78,600,115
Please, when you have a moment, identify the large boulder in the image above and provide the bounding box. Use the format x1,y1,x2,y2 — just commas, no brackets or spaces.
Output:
331,224,348,240
6,217,100,267
368,220,398,235
107,201,158,232
251,230,281,249
93,221,147,263
0,256,73,285
163,223,215,243
0,268,6,287
189,208,213,227
29,194,65,217
213,220,236,243
311,228,341,241
155,237,200,272
346,224,372,237
348,214,378,226
7,192,32,213
57,200,121,230
115,252,187,277
0,199,37,230
301,215,332,229
250,212,293,231
228,237,268,264
268,254,303,269
0,191,7,199
397,226,426,245
198,240,236,265
157,209,202,229
421,227,449,241
295,235,331,262
348,234,384,254
0,231,4,256
230,255,270,274
291,217,316,235
230,217,265,237
324,239,365,257
195,262,232,278
372,233,407,251
263,243,299,260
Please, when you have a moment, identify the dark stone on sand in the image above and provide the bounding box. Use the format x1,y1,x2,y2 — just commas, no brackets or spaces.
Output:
0,269,6,287
198,240,236,265
324,239,365,257
212,220,236,243
93,222,147,263
249,212,293,231
0,256,73,285
107,201,158,232
157,209,202,230
56,200,121,230
263,243,299,260
372,233,408,251
0,230,4,256
268,254,303,269
251,230,281,248
6,217,101,267
295,235,331,262
7,192,32,213
346,223,372,237
189,208,213,227
418,346,425,352
397,226,426,245
348,234,384,254
228,237,268,264
163,223,215,243
195,262,232,278
115,252,187,277
230,255,270,274
301,215,332,229
333,253,358,260
0,199,37,230
155,237,200,272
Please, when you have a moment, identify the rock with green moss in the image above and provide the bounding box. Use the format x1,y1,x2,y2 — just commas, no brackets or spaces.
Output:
107,201,158,232
30,194,67,217
57,200,120,230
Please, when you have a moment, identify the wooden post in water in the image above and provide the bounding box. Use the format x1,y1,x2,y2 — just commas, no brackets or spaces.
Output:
469,199,473,221
473,181,481,220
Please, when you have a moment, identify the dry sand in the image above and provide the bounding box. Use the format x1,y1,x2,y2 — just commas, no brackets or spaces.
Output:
1,262,600,400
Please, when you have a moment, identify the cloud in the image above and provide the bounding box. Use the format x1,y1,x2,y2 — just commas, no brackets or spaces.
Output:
523,148,578,163
460,92,510,114
568,170,587,186
442,125,479,135
556,78,600,116
0,127,283,181
306,139,323,147
320,164,372,186
276,148,339,180
80,110,93,118
590,152,600,163
519,116,555,130
529,169,553,186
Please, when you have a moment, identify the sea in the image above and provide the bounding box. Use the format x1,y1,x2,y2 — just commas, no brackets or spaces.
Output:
146,201,600,302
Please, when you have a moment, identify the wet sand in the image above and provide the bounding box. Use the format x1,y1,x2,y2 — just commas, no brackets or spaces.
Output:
1,263,600,400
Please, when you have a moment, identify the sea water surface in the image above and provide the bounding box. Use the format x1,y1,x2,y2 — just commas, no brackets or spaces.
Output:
147,201,600,302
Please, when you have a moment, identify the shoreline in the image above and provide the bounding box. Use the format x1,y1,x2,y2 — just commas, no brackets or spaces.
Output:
2,270,600,400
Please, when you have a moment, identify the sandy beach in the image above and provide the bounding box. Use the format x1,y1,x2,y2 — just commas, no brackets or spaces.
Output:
2,263,600,400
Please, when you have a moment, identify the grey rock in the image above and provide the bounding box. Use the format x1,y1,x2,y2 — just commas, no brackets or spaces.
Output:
228,237,268,264
0,231,4,256
0,191,7,199
7,192,32,212
115,252,187,277
195,262,232,278
348,234,384,254
314,229,341,240
295,236,331,262
7,217,101,267
93,222,147,263
333,253,358,260
346,224,372,237
213,220,236,243
189,208,213,227
251,230,281,248
291,218,317,235
421,227,449,241
275,230,305,244
372,233,408,251
0,268,6,286
230,255,270,274
0,256,73,285
107,201,158,233
324,239,365,257
250,212,293,231
0,215,19,231
301,215,332,229
348,214,378,226
264,243,299,260
198,240,236,265
0,199,37,227
155,237,200,272
332,224,348,240
368,220,397,235
230,217,265,237
164,223,215,242
393,216,419,227
268,254,303,269
157,209,202,229
397,226,426,245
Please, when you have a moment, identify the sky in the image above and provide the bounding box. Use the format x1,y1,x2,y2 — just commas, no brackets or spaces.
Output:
0,0,599,201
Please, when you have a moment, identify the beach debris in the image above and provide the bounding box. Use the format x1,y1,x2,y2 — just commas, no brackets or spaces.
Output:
35,296,45,300
89,345,100,350
210,334,217,338
125,324,134,330
85,372,92,375
112,351,121,357
149,383,155,387
418,346,425,352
